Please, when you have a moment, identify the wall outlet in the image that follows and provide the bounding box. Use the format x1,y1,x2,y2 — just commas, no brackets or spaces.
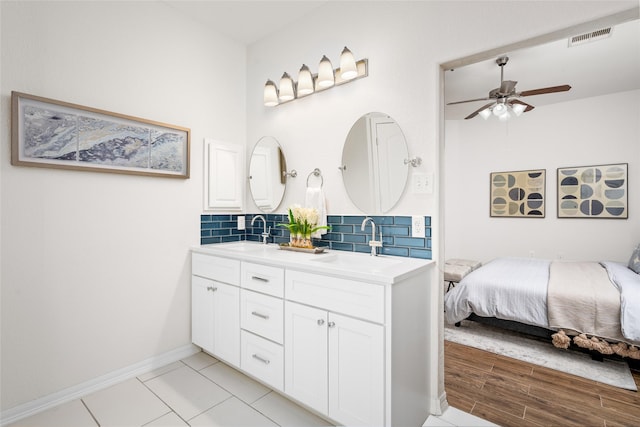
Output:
237,216,246,230
412,215,425,237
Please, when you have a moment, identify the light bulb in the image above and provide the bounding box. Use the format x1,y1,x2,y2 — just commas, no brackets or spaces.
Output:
316,55,334,88
297,64,314,96
263,80,279,107
493,103,507,116
498,110,511,121
511,103,526,116
279,72,295,101
479,108,491,120
339,46,358,80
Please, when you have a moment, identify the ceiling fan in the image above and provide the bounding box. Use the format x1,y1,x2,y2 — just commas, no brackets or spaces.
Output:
448,56,571,120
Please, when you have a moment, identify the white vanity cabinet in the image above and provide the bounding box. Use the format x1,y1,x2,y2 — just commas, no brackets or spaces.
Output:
191,253,241,367
191,243,433,427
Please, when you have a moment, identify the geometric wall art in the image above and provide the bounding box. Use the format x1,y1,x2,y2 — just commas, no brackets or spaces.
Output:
11,91,190,178
490,169,545,217
557,163,628,219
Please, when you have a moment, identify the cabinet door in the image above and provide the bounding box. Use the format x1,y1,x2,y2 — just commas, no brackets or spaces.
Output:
328,312,384,427
284,301,328,415
192,276,215,354
204,139,244,212
212,281,240,367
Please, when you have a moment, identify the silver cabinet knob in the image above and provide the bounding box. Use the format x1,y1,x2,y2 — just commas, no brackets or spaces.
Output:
328,321,336,328
317,319,325,326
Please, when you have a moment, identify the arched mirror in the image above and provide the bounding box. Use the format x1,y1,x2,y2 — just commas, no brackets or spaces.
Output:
341,112,409,214
249,136,288,212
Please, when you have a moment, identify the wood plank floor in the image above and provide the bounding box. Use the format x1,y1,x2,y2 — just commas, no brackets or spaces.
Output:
444,340,640,427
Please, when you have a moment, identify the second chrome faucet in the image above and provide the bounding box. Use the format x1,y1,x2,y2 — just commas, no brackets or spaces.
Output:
361,217,382,256
251,215,270,244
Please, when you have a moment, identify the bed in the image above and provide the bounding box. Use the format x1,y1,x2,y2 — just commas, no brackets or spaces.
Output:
444,250,640,359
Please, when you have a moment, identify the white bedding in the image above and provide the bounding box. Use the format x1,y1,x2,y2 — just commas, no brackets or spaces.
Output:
444,257,640,345
444,257,550,328
602,261,640,342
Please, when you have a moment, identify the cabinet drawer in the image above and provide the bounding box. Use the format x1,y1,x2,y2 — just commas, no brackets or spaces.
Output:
285,270,385,324
192,253,240,285
241,262,284,298
241,330,284,391
241,290,283,344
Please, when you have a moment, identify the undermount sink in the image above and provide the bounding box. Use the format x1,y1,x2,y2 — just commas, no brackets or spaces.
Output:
311,253,403,271
218,241,272,252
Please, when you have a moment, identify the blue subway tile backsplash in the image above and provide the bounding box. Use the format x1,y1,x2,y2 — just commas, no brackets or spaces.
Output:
200,214,432,260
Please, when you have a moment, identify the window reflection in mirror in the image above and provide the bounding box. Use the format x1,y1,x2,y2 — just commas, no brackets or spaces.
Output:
249,136,287,213
341,112,409,214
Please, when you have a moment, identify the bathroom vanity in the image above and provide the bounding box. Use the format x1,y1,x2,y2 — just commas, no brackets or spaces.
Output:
191,241,434,427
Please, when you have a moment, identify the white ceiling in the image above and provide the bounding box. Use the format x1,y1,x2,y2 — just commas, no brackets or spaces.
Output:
445,18,640,120
162,1,327,45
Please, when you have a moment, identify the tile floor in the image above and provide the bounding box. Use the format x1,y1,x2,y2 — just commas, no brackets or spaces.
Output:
8,351,334,427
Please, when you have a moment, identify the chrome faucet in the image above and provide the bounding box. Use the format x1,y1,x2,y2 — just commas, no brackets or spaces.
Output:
251,215,270,244
361,217,383,256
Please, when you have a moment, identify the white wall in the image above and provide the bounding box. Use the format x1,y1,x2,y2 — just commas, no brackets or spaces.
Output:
0,1,245,411
445,90,640,264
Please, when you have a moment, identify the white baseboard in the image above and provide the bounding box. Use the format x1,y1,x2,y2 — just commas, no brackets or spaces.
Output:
0,343,200,426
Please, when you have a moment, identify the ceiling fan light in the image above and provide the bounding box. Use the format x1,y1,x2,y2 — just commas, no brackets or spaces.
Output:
263,80,279,107
498,110,511,121
479,108,492,120
511,103,526,116
493,103,507,116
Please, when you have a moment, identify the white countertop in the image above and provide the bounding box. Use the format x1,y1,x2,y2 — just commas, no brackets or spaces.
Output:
192,241,434,285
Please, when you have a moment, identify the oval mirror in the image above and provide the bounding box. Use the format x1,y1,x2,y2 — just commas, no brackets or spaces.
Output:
341,112,409,214
249,136,288,213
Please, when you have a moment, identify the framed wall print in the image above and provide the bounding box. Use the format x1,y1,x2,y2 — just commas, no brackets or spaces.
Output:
11,91,190,178
557,163,628,218
490,169,545,217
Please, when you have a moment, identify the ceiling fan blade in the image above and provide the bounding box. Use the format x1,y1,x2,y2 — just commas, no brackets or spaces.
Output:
465,102,495,120
447,97,492,105
499,80,517,95
510,99,535,112
519,85,571,97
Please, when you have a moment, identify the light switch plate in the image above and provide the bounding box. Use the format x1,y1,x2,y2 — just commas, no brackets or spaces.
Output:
237,216,246,230
412,215,425,237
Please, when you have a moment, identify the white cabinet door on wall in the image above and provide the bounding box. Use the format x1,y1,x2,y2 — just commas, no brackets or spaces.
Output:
191,276,240,367
204,139,244,212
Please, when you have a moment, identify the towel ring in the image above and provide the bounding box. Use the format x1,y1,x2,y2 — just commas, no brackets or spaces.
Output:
306,168,323,188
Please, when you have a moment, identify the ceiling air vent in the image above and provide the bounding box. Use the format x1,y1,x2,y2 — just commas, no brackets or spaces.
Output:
569,27,612,47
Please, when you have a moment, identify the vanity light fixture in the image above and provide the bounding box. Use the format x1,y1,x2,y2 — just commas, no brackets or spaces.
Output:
263,80,279,107
339,46,358,80
297,64,314,96
316,55,335,89
263,46,368,107
279,72,295,102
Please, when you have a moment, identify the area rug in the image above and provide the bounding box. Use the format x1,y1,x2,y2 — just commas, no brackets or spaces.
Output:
445,320,637,391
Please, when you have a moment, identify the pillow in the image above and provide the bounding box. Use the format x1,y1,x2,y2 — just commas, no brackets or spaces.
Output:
628,244,640,274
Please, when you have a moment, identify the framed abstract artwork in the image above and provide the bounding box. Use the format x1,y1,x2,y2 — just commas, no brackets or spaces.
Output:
557,163,628,218
490,169,545,217
11,91,190,178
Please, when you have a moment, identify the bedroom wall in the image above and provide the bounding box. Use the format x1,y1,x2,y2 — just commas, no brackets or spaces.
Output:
444,90,640,264
0,1,245,412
